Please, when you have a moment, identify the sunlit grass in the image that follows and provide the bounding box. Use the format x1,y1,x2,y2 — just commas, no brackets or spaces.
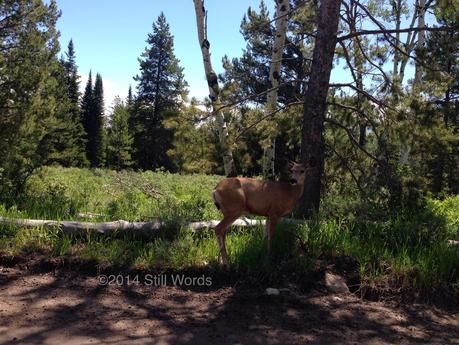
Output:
0,166,458,296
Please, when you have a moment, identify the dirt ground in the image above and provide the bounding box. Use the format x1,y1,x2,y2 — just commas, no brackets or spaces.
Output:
0,260,458,345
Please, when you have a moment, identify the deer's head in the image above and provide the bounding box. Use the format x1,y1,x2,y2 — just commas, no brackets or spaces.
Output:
287,160,306,185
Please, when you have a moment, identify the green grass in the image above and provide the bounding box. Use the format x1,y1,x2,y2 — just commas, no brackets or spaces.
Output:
10,166,222,221
0,166,458,297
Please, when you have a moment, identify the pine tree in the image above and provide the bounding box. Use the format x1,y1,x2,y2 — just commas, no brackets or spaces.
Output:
43,61,88,167
421,15,459,194
63,39,80,104
81,71,93,140
91,73,106,167
107,97,133,170
81,72,105,167
132,13,188,171
0,0,67,198
49,39,88,166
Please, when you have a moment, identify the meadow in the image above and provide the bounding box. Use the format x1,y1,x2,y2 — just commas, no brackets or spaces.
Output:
0,166,458,300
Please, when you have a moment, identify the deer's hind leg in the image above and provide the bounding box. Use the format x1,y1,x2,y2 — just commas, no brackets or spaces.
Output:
214,213,240,268
263,218,270,243
266,215,280,254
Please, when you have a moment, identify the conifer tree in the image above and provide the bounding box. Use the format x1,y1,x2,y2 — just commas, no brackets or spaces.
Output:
91,73,106,167
132,13,188,171
81,72,105,167
50,39,87,166
63,39,80,104
43,61,88,167
107,97,133,170
0,0,69,197
422,14,459,194
81,71,93,138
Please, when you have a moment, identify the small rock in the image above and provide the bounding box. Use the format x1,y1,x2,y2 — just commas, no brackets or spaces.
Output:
265,288,280,296
325,271,350,294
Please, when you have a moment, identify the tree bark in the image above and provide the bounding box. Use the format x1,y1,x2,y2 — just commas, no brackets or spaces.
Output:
298,0,342,218
193,0,236,176
262,0,290,180
350,4,366,147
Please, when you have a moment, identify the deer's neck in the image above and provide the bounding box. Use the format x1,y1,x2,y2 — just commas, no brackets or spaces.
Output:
292,182,305,201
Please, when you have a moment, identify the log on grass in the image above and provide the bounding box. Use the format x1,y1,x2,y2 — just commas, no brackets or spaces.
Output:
0,216,305,235
0,217,165,235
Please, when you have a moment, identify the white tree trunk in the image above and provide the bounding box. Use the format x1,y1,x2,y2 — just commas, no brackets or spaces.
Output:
399,0,426,166
262,0,290,179
193,0,236,176
413,0,425,89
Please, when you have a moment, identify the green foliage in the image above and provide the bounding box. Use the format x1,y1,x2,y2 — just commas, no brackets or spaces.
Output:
164,99,218,173
43,56,88,167
0,0,76,202
422,16,459,194
428,195,459,239
106,97,133,169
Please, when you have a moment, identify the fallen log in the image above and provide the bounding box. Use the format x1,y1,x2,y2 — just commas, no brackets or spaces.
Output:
0,216,305,235
0,217,166,235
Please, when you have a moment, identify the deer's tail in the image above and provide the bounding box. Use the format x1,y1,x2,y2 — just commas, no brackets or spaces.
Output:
212,190,221,210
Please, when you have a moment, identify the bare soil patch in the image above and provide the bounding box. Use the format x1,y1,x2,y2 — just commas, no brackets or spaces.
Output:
0,255,458,345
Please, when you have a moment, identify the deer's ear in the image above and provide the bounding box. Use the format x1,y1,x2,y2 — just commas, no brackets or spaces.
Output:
283,158,292,166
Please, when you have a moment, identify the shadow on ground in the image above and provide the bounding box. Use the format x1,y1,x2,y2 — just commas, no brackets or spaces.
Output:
0,255,458,345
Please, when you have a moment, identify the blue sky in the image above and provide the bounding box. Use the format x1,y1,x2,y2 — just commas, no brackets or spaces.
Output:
54,1,426,111
55,0,274,109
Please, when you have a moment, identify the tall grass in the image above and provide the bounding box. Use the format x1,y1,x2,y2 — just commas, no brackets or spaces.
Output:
0,166,458,295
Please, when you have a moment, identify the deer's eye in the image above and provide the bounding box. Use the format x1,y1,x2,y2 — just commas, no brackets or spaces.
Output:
301,170,305,173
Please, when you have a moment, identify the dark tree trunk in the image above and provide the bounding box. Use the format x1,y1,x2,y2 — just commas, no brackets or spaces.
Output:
298,0,342,218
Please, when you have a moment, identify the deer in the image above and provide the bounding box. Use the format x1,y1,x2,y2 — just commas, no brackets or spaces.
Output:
211,160,306,267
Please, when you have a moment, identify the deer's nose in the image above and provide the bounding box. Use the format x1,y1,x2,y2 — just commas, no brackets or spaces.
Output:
290,178,297,184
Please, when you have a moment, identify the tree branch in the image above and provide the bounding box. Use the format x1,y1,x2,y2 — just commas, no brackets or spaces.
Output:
325,117,380,162
233,101,303,141
338,24,459,42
